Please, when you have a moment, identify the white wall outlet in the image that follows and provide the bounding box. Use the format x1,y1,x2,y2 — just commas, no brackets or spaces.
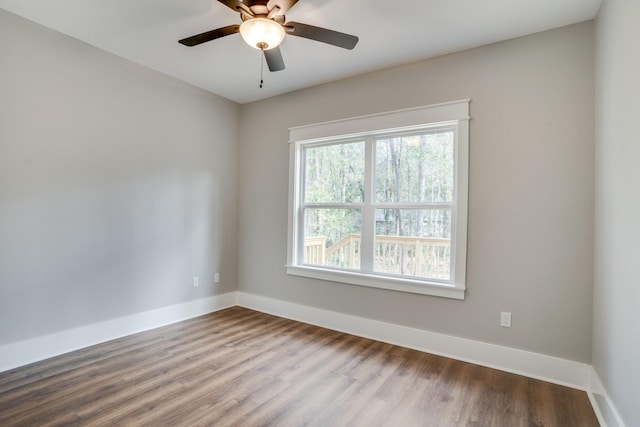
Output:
214,273,220,284
500,311,512,328
193,276,199,287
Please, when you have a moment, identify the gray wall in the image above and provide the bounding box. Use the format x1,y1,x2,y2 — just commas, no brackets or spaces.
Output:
238,22,595,362
0,7,598,371
594,0,640,424
0,10,240,346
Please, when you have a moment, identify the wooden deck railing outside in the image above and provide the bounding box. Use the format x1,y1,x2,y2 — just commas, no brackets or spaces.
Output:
304,234,451,280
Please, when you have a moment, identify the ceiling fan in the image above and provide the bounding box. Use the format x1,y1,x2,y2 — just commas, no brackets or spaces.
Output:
179,0,359,72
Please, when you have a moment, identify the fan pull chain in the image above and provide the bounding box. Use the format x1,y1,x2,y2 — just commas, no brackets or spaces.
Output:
259,47,265,89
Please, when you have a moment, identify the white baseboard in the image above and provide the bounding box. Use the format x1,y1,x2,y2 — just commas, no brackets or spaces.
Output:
0,292,237,373
587,367,627,427
2,290,617,425
236,292,591,391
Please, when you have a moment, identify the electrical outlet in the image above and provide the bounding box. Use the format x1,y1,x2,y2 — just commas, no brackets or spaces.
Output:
500,311,512,328
214,273,220,284
193,276,199,287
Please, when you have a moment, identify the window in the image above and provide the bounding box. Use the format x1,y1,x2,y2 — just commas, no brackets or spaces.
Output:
287,100,469,299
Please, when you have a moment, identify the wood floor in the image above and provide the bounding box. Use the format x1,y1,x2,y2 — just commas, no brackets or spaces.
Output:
0,307,598,426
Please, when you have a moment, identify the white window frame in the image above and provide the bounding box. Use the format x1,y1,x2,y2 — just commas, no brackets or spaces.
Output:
287,100,470,300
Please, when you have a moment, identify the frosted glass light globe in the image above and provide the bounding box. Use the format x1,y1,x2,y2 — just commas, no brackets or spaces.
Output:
239,18,285,50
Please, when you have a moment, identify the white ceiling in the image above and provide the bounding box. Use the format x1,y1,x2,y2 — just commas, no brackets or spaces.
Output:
1,0,601,104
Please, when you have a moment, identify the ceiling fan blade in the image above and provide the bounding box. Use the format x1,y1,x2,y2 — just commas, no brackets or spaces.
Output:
217,0,254,16
264,47,286,72
179,25,240,47
285,22,359,50
267,0,299,15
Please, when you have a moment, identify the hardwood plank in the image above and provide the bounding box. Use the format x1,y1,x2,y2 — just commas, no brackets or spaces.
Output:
0,307,599,426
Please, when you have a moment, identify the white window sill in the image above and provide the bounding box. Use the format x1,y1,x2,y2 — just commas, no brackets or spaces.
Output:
286,265,465,300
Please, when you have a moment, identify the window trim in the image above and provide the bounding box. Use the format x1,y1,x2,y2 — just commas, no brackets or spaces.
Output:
287,100,470,300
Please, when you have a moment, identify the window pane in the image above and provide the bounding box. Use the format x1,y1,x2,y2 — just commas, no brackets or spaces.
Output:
375,209,451,280
305,141,365,204
304,208,361,270
375,132,454,204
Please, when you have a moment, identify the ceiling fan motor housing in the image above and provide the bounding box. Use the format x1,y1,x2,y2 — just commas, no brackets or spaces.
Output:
239,0,286,24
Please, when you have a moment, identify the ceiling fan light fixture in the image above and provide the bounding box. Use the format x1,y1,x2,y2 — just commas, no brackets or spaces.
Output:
239,18,285,50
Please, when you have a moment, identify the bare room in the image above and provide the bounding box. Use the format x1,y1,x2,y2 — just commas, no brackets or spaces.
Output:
0,0,638,425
